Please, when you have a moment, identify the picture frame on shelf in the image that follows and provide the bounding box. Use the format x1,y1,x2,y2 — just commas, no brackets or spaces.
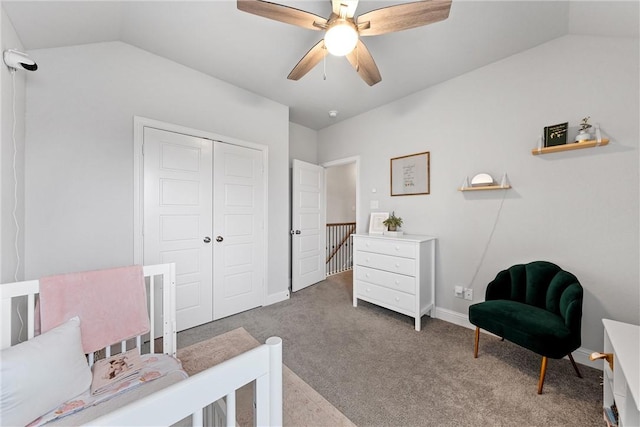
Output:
368,212,389,235
543,122,568,147
391,151,430,196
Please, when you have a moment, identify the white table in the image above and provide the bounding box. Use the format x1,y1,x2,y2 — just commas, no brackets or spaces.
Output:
600,319,640,427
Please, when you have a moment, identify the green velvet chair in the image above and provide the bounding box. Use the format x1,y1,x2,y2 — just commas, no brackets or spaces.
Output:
468,261,583,394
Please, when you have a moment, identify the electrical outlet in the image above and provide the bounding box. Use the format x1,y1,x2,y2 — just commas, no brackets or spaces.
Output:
454,285,464,298
464,288,473,301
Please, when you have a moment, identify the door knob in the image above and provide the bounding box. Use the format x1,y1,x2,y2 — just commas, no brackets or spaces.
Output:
290,230,301,235
203,236,211,243
216,236,224,242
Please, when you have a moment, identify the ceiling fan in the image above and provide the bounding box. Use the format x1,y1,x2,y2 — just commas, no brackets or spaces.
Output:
237,0,452,86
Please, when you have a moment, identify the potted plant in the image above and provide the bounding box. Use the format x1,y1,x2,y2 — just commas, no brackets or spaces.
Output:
575,116,592,142
383,211,403,231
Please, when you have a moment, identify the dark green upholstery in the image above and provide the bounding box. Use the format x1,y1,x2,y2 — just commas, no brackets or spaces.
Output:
469,261,583,359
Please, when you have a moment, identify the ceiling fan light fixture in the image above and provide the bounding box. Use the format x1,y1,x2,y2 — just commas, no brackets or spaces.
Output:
324,20,358,56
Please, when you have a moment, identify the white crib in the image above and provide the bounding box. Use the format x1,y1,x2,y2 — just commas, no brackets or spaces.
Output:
0,263,283,426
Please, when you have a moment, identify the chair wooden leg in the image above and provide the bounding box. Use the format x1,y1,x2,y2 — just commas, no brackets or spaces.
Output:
568,353,583,378
537,356,548,394
474,327,480,358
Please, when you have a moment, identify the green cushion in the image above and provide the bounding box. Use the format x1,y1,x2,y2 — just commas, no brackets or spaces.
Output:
469,300,579,358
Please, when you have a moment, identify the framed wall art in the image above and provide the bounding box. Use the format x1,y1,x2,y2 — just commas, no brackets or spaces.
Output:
368,212,389,235
390,151,430,196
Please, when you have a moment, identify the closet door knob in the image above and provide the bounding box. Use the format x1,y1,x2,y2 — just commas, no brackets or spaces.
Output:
216,236,224,242
203,236,211,243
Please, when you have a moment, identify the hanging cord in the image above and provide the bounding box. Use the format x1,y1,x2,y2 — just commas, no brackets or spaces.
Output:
10,68,25,342
468,189,508,289
11,69,20,283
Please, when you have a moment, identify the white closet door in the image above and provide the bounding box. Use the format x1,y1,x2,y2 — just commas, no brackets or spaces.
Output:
143,127,213,331
291,159,326,292
213,141,265,320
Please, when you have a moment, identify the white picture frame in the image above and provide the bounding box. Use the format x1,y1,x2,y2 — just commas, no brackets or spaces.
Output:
369,212,389,235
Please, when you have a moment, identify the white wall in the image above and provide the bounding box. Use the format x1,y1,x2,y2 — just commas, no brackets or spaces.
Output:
318,35,639,352
326,163,356,223
0,9,26,284
289,122,317,165
24,41,290,301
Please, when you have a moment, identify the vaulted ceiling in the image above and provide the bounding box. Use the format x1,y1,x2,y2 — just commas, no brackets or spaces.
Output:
3,1,638,130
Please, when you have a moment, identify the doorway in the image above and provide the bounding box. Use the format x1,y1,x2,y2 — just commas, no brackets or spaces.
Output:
324,158,358,276
290,156,359,291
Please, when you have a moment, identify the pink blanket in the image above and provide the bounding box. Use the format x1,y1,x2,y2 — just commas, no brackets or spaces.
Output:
39,265,150,354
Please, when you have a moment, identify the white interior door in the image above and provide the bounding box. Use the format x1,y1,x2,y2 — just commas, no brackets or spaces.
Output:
143,127,213,331
213,142,265,319
291,159,326,292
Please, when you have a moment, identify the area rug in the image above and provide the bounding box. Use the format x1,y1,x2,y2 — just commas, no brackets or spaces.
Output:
177,327,356,427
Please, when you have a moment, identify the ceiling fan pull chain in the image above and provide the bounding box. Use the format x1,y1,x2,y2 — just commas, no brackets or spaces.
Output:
356,45,360,72
323,52,327,80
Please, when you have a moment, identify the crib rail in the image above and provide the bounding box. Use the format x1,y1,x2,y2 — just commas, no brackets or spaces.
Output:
144,263,177,357
0,279,39,349
0,263,177,358
88,337,283,427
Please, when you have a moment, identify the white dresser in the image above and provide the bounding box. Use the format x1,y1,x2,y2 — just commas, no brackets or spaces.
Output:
352,234,436,331
599,319,639,427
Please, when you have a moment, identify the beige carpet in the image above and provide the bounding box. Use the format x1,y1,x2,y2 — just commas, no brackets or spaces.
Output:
177,327,356,427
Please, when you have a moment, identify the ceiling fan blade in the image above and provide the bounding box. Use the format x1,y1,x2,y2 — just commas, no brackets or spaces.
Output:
357,0,452,36
345,40,381,86
331,0,359,18
288,40,328,81
238,0,327,31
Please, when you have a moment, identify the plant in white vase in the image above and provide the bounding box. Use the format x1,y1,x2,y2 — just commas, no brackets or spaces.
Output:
383,211,403,231
575,116,592,142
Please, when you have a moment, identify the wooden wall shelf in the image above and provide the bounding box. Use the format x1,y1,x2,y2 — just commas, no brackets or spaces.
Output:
531,138,609,155
458,185,511,192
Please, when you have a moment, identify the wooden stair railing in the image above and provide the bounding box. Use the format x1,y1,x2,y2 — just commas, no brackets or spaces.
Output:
326,222,356,275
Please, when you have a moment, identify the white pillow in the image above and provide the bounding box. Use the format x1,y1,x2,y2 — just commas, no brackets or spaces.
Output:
0,316,92,426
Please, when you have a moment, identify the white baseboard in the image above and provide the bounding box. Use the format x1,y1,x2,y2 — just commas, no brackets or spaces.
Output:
433,306,475,329
265,290,290,306
432,306,601,370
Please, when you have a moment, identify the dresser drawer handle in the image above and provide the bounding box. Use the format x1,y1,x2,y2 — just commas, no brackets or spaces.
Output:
395,246,400,251
366,258,370,263
366,288,371,292
395,297,400,302
394,280,399,285
366,273,370,278
395,263,400,268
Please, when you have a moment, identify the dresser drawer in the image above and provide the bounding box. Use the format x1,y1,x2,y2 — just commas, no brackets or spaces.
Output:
356,266,416,295
356,281,416,314
355,237,416,259
355,251,415,276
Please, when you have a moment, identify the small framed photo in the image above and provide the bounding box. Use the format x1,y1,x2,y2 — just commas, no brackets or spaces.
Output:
390,151,430,196
369,212,389,235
